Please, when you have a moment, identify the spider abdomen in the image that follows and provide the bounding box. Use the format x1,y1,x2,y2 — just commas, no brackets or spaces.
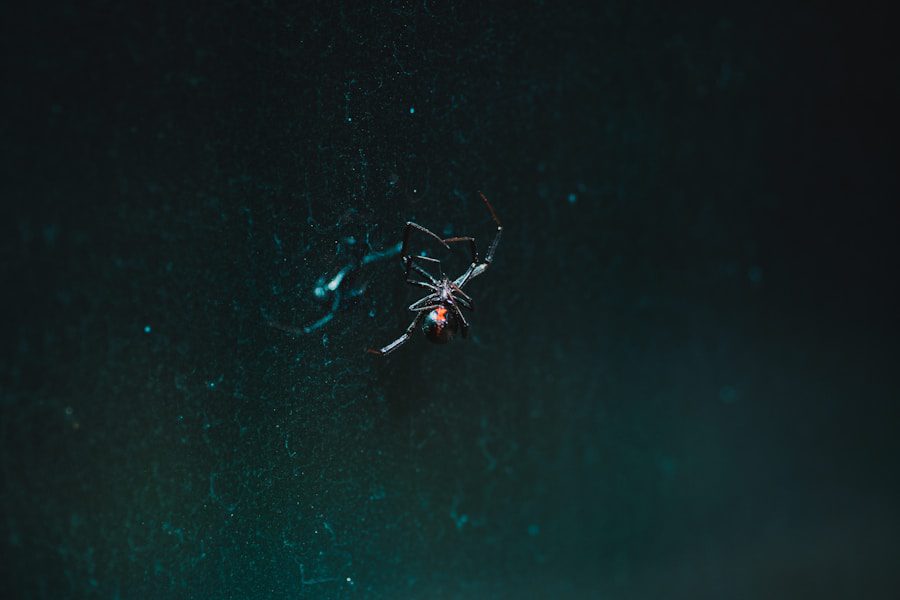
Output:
422,306,458,344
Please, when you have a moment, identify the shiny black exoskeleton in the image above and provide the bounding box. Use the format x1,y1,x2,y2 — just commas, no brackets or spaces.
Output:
422,306,458,344
367,192,502,356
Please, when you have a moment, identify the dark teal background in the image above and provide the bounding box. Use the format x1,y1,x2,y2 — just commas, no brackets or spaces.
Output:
2,2,898,598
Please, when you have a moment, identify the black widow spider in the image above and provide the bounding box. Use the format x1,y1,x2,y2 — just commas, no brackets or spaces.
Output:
366,192,502,356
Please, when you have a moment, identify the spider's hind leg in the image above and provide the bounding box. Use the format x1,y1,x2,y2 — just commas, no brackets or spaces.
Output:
366,311,427,356
449,301,470,338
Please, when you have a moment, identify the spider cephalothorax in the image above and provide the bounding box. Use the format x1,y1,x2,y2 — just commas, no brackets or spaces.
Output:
366,192,502,356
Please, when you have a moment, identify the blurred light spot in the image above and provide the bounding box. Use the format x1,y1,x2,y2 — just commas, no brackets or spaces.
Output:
567,193,577,204
43,224,59,244
409,106,415,114
748,265,763,284
144,325,152,334
720,385,738,404
527,524,540,537
658,456,676,478
718,62,732,88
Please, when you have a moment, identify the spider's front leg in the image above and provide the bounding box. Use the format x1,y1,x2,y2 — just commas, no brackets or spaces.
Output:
401,222,449,266
442,236,478,264
453,192,502,289
479,191,503,265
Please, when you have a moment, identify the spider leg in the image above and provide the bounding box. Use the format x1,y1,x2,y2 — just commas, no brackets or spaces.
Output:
366,311,427,356
407,280,436,294
448,299,470,338
449,290,473,311
479,191,502,266
452,192,502,289
408,254,442,269
401,222,449,265
453,263,477,289
405,255,442,284
442,236,478,264
413,304,442,312
449,283,474,308
409,293,439,311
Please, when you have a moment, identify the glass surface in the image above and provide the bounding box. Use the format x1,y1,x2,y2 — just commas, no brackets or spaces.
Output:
2,3,898,598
